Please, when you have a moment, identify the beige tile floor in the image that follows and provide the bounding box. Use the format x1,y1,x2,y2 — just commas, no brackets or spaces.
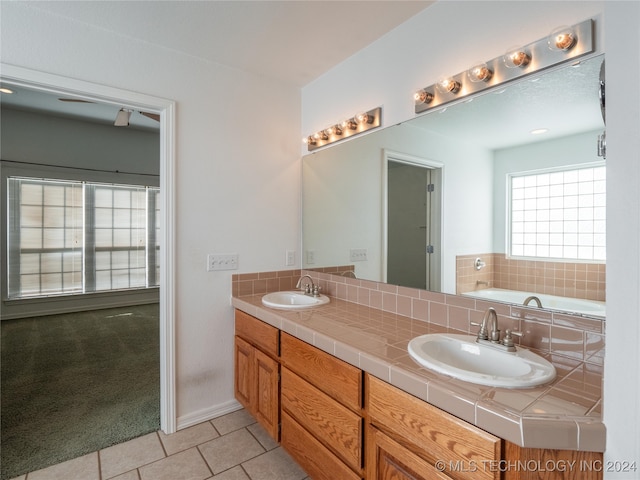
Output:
10,409,310,480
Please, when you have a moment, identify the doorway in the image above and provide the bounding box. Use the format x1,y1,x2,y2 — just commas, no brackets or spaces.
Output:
0,65,176,434
383,150,442,291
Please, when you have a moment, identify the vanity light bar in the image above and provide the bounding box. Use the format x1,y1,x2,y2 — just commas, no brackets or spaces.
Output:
414,19,594,114
304,107,382,151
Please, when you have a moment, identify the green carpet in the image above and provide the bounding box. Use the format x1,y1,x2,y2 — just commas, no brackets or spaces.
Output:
1,304,160,480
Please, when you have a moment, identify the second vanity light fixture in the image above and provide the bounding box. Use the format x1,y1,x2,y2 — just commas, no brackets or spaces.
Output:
303,107,382,151
414,19,594,114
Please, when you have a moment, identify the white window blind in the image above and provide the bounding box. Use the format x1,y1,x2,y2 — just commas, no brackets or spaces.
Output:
7,177,160,299
509,165,606,261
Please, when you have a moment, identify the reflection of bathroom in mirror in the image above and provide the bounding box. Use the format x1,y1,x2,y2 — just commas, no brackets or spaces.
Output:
302,54,606,319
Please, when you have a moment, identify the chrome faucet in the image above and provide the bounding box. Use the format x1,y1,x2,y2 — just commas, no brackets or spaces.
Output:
296,275,320,296
523,295,542,308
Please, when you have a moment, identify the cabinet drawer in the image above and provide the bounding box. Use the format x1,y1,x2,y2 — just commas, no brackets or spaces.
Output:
367,374,501,480
281,367,362,473
280,332,362,412
367,425,453,480
281,411,361,480
235,310,279,357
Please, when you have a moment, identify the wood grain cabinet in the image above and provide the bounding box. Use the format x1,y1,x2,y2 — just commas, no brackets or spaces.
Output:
368,425,454,480
234,310,280,441
233,310,603,480
366,374,501,480
280,332,365,480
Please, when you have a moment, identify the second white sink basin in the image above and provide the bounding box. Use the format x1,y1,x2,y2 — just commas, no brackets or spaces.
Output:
262,291,330,310
408,333,556,388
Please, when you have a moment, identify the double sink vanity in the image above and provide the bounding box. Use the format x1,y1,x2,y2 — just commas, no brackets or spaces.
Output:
232,270,605,480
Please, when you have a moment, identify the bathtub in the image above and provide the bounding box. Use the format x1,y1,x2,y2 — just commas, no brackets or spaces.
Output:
462,288,606,317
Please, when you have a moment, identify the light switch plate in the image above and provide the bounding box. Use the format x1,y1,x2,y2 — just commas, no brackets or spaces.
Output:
286,250,296,266
207,253,238,271
349,248,368,262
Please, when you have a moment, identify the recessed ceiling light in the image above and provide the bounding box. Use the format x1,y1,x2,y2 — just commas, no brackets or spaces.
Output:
0,87,14,94
530,128,549,135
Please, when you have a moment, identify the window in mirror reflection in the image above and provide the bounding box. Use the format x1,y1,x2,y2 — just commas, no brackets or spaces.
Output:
509,163,606,261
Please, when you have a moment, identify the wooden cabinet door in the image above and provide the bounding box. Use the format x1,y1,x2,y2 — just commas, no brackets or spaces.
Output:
254,347,279,440
234,335,280,441
234,336,254,410
367,425,453,480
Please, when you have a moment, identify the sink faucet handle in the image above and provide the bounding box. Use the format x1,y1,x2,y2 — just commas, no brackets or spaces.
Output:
502,329,523,348
470,320,489,340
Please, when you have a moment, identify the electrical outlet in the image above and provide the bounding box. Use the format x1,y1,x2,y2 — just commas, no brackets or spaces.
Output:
349,248,368,262
306,250,315,265
286,250,296,266
207,253,239,271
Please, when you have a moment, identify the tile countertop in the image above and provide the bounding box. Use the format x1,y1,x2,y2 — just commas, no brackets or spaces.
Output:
231,294,605,453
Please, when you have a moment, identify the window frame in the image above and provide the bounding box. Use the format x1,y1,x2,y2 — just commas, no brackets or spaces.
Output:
2,161,160,303
506,162,606,263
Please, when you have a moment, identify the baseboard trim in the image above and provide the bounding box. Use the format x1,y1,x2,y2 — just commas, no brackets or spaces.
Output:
1,289,160,321
176,399,243,431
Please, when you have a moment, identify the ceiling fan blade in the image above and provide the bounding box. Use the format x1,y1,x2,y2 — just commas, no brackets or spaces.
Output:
139,111,160,122
58,98,95,103
114,108,132,127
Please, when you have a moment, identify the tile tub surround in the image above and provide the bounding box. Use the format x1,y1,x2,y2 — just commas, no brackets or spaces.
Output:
456,253,606,302
232,270,605,452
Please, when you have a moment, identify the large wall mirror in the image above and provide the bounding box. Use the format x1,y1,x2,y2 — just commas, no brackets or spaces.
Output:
303,54,606,319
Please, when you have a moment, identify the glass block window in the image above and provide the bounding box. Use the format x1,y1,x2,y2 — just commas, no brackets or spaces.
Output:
509,165,606,261
7,177,160,299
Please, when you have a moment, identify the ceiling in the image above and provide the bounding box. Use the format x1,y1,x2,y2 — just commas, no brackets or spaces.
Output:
6,0,433,88
0,0,433,130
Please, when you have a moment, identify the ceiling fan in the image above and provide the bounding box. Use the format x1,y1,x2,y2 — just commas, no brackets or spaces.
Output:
58,97,160,127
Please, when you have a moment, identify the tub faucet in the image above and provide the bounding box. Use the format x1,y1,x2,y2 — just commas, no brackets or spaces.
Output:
523,295,543,308
296,275,317,296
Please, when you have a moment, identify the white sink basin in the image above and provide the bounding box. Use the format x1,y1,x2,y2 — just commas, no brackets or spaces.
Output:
261,291,330,310
408,333,556,388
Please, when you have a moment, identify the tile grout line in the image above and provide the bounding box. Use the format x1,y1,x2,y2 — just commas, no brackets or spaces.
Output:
155,430,169,458
194,442,215,479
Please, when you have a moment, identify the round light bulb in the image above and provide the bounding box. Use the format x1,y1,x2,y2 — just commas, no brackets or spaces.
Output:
467,63,493,83
355,112,369,124
414,90,434,104
436,77,461,94
548,26,576,51
503,48,530,68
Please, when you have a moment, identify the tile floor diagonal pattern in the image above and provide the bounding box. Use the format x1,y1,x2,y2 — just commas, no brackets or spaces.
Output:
10,409,311,480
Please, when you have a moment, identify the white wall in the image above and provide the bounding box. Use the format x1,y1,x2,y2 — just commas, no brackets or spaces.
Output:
302,1,640,477
1,2,301,426
1,109,160,175
602,2,640,476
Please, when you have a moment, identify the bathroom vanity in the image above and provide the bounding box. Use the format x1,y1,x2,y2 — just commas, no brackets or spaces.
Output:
233,285,604,480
